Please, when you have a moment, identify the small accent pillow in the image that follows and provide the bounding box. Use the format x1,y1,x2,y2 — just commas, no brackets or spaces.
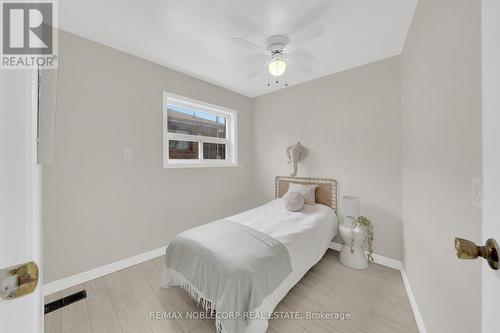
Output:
283,191,305,212
288,183,318,205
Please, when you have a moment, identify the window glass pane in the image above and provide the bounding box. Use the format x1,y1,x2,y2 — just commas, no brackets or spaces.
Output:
167,105,226,138
168,140,198,159
203,143,226,160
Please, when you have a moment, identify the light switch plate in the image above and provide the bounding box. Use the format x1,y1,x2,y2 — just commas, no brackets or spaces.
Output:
123,148,132,160
472,177,482,208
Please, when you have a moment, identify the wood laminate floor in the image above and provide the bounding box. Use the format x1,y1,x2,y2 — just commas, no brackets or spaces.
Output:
44,250,419,333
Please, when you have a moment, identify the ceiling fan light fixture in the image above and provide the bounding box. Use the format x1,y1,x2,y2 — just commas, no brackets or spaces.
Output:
268,58,287,76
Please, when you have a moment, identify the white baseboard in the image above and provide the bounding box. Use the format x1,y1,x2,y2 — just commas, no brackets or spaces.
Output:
43,246,167,296
329,242,343,251
401,268,428,333
329,242,402,270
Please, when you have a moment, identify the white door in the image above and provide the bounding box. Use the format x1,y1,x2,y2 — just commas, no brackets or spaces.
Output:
0,69,43,332
482,0,500,332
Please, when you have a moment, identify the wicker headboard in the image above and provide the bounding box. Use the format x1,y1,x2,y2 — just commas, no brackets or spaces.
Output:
275,176,337,211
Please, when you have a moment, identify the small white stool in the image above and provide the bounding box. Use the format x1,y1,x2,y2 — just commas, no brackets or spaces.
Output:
339,224,368,270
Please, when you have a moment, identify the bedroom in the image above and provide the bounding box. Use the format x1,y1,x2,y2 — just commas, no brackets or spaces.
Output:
1,0,499,332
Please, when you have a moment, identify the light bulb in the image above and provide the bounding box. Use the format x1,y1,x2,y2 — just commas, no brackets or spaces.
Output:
268,58,287,76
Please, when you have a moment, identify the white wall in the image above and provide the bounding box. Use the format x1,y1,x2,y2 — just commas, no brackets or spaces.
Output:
482,0,500,332
42,31,255,282
401,0,482,332
252,57,403,260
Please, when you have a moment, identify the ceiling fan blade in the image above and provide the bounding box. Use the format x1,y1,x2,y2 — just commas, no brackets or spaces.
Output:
232,38,268,54
286,56,312,74
287,25,324,49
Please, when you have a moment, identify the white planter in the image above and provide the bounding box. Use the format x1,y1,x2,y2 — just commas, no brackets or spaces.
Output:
339,224,368,270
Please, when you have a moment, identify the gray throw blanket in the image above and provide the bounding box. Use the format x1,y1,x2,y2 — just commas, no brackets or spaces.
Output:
163,219,292,333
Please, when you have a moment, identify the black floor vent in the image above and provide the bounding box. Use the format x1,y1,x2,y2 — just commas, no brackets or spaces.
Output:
44,290,87,314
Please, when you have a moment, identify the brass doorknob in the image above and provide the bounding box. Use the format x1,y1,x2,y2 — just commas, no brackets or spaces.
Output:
455,238,499,270
0,261,39,299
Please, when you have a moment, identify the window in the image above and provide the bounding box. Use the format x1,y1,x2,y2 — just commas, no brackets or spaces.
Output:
163,92,238,168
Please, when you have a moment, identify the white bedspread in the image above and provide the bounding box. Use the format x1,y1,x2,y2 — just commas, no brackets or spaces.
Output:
226,198,338,333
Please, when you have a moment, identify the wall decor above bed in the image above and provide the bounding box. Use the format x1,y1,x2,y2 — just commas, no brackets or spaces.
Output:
286,142,307,176
275,176,337,211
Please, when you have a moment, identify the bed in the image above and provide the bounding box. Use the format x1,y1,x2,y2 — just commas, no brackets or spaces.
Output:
161,176,338,333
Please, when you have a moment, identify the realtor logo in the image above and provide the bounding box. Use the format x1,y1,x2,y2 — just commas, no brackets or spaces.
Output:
1,0,58,68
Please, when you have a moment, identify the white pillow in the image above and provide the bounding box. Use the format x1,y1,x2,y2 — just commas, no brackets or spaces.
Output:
283,191,305,212
287,183,318,205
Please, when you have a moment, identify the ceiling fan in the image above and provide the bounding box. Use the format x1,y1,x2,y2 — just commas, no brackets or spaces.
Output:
232,25,324,79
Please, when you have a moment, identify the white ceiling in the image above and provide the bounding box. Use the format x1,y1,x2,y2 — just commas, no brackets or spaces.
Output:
59,0,417,97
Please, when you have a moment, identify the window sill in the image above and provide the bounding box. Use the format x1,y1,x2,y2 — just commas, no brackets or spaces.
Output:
164,160,239,169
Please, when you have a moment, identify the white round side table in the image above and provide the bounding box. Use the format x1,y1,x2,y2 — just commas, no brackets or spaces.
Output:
338,224,368,270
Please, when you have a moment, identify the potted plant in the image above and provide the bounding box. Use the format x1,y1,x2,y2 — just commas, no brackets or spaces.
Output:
352,216,375,263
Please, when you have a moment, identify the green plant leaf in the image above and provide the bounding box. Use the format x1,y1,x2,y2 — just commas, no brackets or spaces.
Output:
353,216,375,263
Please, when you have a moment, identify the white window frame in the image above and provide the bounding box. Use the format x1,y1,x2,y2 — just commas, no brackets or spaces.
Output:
163,92,238,168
